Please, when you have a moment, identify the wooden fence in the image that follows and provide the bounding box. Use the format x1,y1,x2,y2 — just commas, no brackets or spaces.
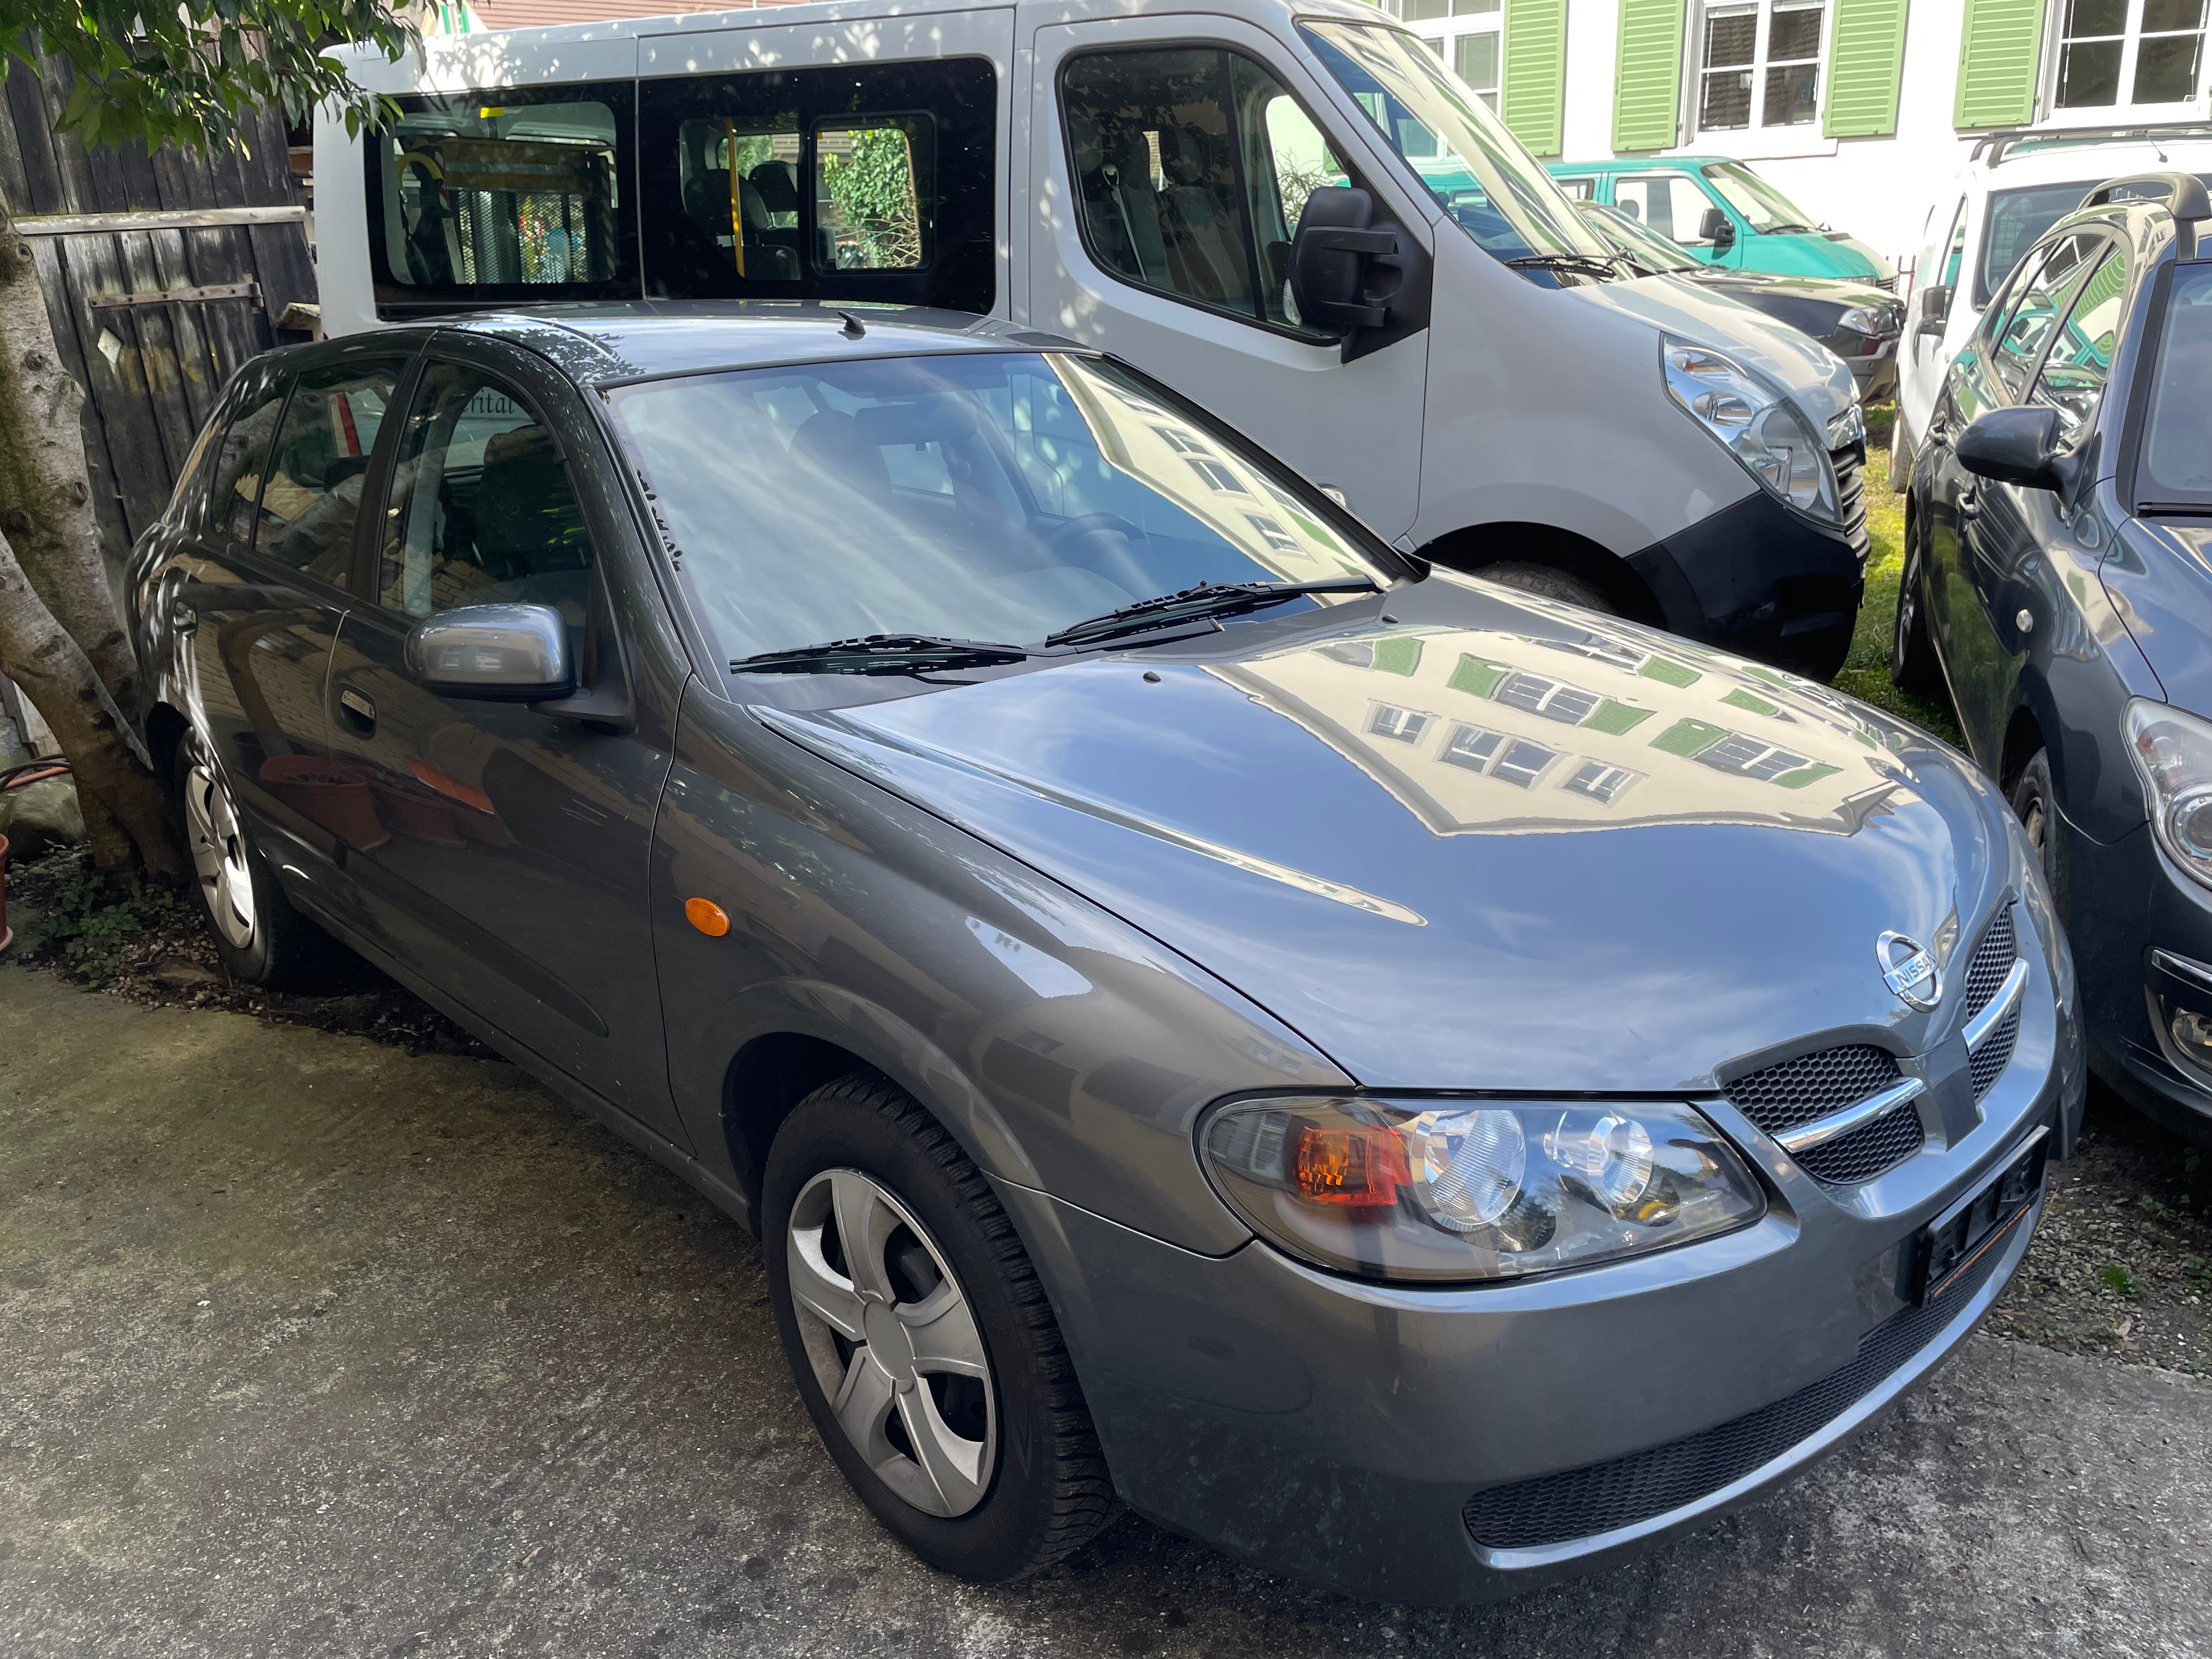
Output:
0,50,317,577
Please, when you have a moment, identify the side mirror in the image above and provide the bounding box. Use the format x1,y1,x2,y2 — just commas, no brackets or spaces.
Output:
1956,406,2067,493
1916,282,1952,336
1697,206,1735,249
404,602,574,699
1288,185,1403,350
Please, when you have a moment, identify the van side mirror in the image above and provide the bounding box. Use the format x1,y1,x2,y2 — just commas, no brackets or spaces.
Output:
405,602,575,700
1697,206,1735,249
1289,186,1404,353
1956,406,2066,493
1916,283,1952,336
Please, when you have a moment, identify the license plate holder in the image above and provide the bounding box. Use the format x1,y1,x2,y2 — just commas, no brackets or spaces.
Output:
1910,1126,2050,1306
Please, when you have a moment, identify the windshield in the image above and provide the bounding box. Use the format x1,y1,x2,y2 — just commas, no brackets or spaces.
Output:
1578,201,1702,273
1700,162,1816,232
2140,263,2212,507
608,352,1390,666
1978,175,2212,306
1299,20,1610,272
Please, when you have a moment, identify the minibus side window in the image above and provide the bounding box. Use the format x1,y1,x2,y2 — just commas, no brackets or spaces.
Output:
636,59,995,312
366,85,641,313
1612,174,1720,248
1063,48,1354,335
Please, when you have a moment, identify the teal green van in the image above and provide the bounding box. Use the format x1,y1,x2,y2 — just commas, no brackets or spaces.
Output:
1544,157,1894,285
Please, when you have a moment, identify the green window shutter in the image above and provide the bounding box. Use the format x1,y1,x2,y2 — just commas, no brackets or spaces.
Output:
1613,0,1686,153
1824,0,1910,137
1373,636,1425,675
1502,0,1569,156
1954,0,2047,127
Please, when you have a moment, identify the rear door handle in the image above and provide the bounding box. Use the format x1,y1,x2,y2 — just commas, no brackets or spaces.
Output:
338,686,377,735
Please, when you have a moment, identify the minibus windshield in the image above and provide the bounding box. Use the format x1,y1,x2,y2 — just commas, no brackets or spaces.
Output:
1300,20,1610,273
1579,201,1702,274
607,352,1393,668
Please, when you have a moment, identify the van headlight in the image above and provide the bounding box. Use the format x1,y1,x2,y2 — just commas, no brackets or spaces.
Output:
1662,337,1842,524
1199,1096,1765,1283
2125,699,2212,891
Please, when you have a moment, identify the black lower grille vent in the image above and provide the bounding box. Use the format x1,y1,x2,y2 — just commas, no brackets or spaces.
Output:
1725,1043,1900,1138
1793,1105,1926,1184
1462,1235,2012,1551
1970,1002,2022,1100
1962,907,2017,1019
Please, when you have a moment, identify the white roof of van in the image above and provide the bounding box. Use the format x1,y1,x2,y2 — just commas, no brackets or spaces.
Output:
1973,131,2212,188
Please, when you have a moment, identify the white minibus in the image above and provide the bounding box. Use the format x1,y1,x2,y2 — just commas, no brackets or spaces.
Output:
318,0,1869,674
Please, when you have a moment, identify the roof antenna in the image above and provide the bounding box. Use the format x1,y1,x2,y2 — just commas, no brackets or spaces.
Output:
837,309,867,340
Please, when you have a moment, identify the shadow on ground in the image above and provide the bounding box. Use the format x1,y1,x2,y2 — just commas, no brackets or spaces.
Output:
3,965,2209,1659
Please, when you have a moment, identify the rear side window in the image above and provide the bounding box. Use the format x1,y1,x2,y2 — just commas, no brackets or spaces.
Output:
636,59,995,312
1062,48,1353,332
207,378,291,546
1613,174,1720,247
366,84,641,315
256,360,406,584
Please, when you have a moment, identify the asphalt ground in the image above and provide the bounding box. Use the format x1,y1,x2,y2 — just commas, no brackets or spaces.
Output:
4,962,2211,1658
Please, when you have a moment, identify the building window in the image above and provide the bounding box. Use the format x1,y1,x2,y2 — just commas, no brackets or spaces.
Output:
1699,0,1826,131
1388,0,1503,114
1244,514,1302,552
1440,724,1559,787
1562,760,1643,805
2054,0,2208,109
1696,732,1813,781
1494,670,1602,725
1370,703,1434,743
1187,457,1247,493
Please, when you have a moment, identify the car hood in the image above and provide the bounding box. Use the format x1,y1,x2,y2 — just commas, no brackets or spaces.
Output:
757,575,2014,1092
2102,516,2212,699
1564,272,1859,428
1698,269,1898,309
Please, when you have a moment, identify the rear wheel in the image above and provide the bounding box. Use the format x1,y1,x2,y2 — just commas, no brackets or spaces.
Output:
1891,509,1944,699
1474,561,1615,615
763,1073,1117,1582
172,733,332,987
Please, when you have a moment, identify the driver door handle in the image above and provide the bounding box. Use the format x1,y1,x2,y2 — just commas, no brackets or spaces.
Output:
338,686,377,736
1957,487,1980,522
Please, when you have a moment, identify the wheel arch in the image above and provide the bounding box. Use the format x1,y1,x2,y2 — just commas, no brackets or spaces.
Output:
1414,521,1666,627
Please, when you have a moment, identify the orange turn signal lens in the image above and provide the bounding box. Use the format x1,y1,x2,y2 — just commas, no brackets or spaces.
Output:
1290,1122,1408,1208
684,896,731,937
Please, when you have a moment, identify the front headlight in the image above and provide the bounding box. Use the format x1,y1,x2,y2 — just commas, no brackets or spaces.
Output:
1199,1096,1765,1284
1837,303,1900,338
1662,337,1842,524
2125,698,2212,891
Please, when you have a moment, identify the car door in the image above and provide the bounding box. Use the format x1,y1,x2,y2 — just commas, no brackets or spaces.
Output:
173,348,409,865
1612,171,1734,263
1950,233,2112,756
321,341,686,1142
1028,22,1431,538
1901,192,1967,448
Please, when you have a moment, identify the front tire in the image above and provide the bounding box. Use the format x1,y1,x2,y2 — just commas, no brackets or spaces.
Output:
171,733,333,987
2010,748,2064,911
1474,561,1616,615
763,1073,1116,1582
1891,507,1944,699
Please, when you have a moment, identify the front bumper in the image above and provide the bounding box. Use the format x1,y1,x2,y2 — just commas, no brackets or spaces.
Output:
2067,813,2212,1145
1627,448,1867,681
1003,1012,2073,1604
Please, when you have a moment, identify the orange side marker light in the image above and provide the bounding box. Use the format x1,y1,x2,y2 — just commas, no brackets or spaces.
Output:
685,897,731,937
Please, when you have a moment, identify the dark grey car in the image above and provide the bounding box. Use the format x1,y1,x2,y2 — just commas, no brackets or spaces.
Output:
1898,172,2212,1150
130,304,2080,1604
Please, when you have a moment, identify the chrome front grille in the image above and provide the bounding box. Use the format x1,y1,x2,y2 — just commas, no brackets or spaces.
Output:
1725,1043,1925,1186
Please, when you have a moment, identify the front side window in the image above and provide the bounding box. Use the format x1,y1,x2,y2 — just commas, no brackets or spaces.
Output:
368,88,637,311
2138,261,2212,504
1991,232,2106,396
2030,247,2126,439
1614,173,1725,246
1700,161,1820,231
1062,49,1353,329
637,59,995,313
1300,20,1611,268
377,365,594,624
1579,201,1705,273
2055,0,2207,110
254,361,405,584
1698,0,1826,131
606,352,1389,669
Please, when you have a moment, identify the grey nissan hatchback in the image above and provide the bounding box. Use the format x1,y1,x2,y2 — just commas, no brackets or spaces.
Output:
129,304,2080,1604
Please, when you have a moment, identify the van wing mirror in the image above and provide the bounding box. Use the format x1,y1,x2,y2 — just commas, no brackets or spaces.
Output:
1956,405,2067,492
1289,187,1406,357
405,603,575,700
1916,282,1952,336
1697,206,1734,248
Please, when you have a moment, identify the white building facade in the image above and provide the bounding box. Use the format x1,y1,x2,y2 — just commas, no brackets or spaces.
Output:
1384,0,2212,264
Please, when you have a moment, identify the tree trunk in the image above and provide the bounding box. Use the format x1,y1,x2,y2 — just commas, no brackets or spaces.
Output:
0,519,177,873
0,219,138,713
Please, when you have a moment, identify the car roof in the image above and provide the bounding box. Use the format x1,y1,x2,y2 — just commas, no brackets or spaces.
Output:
1973,135,2212,188
437,302,1077,386
1550,156,1729,171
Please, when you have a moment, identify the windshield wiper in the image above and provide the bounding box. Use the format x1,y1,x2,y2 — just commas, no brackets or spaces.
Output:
1764,221,1817,234
1046,577,1380,649
731,633,1030,676
1504,251,1628,280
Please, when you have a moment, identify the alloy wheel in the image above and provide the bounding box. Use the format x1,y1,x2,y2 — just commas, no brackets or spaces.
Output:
183,748,257,950
785,1168,996,1518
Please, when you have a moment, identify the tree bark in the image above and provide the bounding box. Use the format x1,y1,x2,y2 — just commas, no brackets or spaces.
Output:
0,518,177,873
0,219,138,713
